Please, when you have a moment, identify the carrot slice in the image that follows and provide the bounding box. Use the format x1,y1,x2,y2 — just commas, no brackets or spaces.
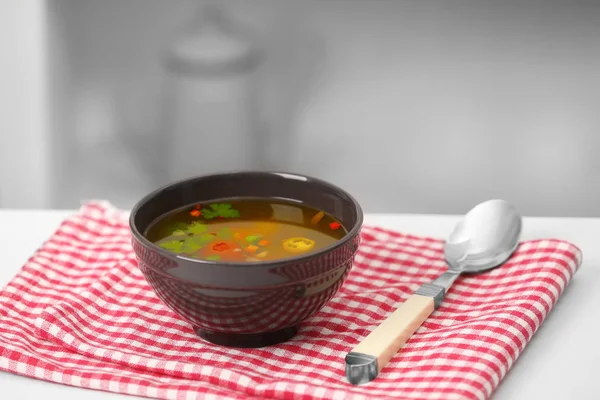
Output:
246,245,259,254
311,211,325,225
258,239,269,246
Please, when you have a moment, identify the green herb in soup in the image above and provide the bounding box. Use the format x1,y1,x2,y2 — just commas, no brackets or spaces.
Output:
145,198,346,262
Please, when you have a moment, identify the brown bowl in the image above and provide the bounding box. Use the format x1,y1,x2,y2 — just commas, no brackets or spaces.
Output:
129,171,363,347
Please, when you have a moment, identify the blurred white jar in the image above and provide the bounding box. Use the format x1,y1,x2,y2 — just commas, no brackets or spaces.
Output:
162,5,262,181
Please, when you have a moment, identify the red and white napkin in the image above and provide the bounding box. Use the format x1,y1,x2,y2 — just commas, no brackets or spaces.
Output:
0,202,582,400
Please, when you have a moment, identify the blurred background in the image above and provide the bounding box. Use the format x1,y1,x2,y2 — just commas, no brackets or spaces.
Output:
1,0,599,216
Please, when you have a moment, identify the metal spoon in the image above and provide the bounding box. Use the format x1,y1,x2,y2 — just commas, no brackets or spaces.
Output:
345,199,522,385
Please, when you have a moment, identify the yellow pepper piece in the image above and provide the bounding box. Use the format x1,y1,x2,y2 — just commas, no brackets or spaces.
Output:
256,251,268,258
282,237,316,253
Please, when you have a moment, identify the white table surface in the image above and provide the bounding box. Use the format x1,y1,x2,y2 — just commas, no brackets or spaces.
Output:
1,209,599,400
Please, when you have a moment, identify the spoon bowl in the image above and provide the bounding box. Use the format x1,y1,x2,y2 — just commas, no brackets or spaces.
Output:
445,200,522,273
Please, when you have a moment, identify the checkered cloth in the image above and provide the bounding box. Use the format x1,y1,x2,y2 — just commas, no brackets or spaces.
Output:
0,202,582,400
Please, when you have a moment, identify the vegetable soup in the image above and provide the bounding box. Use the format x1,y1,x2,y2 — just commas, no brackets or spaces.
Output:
145,198,347,262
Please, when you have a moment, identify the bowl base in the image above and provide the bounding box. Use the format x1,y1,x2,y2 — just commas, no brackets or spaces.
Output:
195,326,299,348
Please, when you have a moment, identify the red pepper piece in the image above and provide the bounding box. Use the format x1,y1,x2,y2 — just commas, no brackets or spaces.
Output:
212,242,231,252
329,222,341,230
190,209,201,217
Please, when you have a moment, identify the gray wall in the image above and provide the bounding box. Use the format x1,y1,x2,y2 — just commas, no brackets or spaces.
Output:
10,0,600,215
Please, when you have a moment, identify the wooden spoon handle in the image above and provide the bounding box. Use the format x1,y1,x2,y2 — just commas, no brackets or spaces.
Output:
345,293,435,384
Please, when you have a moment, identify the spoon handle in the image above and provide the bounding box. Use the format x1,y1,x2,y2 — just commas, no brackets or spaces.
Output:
345,284,445,385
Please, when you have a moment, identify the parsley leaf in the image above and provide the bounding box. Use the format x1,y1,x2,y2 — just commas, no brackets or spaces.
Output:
206,255,221,261
193,233,217,246
187,222,208,234
158,234,214,255
200,208,218,219
245,235,261,244
181,237,202,254
169,222,188,232
201,203,240,220
159,240,184,253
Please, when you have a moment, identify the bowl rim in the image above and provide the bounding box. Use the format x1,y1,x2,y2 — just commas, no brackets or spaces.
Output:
129,170,364,269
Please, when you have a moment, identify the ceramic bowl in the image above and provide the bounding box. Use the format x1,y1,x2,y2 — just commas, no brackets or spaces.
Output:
129,171,363,347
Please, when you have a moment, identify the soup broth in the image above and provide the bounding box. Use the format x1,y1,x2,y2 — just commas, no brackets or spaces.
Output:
145,198,347,262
